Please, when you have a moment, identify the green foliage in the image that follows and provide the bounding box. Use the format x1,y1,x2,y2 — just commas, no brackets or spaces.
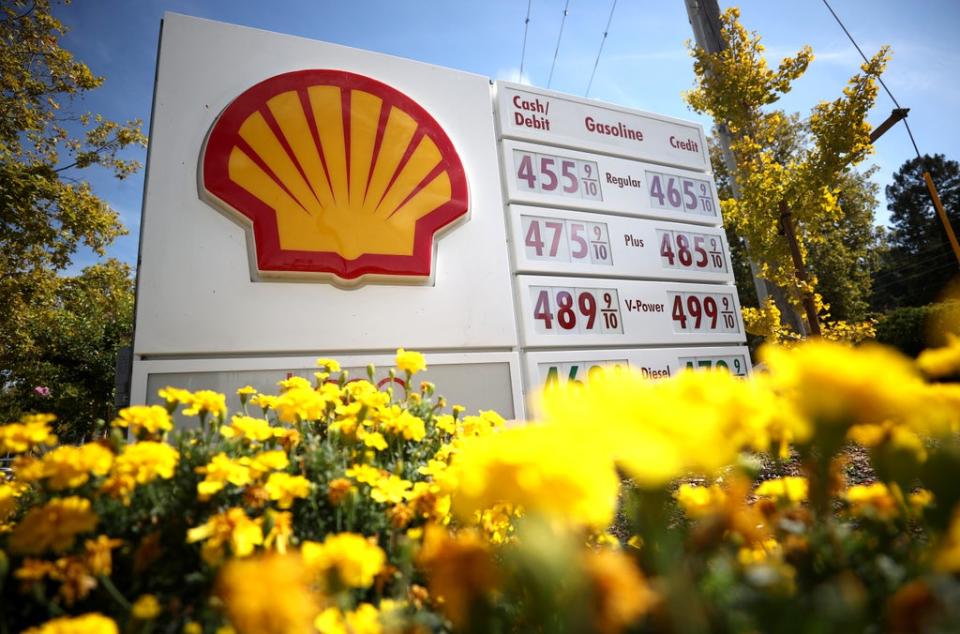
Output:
686,7,887,324
872,154,960,310
0,0,145,432
875,300,960,357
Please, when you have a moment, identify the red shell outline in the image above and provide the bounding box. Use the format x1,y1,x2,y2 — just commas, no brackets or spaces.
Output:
200,69,469,282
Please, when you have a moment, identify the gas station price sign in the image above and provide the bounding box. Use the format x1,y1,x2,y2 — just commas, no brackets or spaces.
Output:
508,205,733,283
501,140,722,226
516,276,745,348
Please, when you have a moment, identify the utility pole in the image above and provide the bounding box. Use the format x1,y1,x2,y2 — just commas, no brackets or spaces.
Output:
684,0,812,336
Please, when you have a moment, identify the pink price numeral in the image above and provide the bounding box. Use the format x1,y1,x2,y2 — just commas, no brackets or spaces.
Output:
517,153,536,188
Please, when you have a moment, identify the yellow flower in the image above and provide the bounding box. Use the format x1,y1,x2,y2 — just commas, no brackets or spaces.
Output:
183,390,228,418
417,525,496,628
274,386,329,423
236,385,257,396
445,422,619,528
249,450,289,476
0,415,57,453
278,375,312,392
158,386,193,407
315,605,381,634
327,478,354,505
754,477,809,503
186,508,263,565
316,358,342,372
345,464,383,486
674,483,727,518
101,441,178,503
220,416,275,443
112,405,172,436
22,613,118,634
935,510,960,572
460,410,506,437
1,480,28,522
250,394,278,411
216,553,318,634
845,483,899,520
382,410,425,442
395,348,426,374
848,421,928,462
264,510,293,554
9,496,99,554
131,594,161,620
738,538,784,566
30,443,114,490
359,430,388,451
195,453,253,500
301,532,386,589
917,333,960,378
435,414,456,434
264,472,311,509
84,535,123,575
583,549,658,633
370,475,413,505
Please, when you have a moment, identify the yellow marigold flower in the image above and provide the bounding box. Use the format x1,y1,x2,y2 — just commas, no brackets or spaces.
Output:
132,594,161,620
34,443,114,490
434,414,456,434
183,390,228,418
84,535,123,575
359,430,388,451
935,511,960,572
675,483,727,518
445,422,619,528
195,453,253,501
848,422,927,462
345,464,383,486
845,482,899,520
344,380,387,409
113,405,172,436
316,358,342,372
264,510,293,554
370,475,413,505
101,442,179,503
183,622,202,634
316,606,381,634
537,366,803,487
754,477,809,503
249,450,289,476
236,385,257,396
761,340,926,428
250,394,278,411
382,410,425,442
186,508,263,565
158,386,193,406
738,538,784,566
274,386,328,423
216,553,317,634
1,480,28,522
417,525,496,628
9,496,98,554
909,488,934,511
21,613,118,634
327,478,354,505
917,333,960,378
460,410,506,437
0,416,57,453
395,348,426,374
302,533,386,590
264,472,311,509
220,416,275,443
278,375,312,392
583,549,658,633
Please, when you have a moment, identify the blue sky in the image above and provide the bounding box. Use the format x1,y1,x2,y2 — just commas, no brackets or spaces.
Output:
54,0,960,273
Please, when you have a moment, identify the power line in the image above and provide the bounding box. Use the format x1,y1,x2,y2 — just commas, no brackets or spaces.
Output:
819,0,922,160
518,0,533,83
585,0,617,97
547,0,571,89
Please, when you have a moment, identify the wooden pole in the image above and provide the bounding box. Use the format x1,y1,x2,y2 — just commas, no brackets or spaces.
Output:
923,171,960,267
779,201,821,336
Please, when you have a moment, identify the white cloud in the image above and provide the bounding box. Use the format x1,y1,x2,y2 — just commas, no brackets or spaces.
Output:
495,67,532,85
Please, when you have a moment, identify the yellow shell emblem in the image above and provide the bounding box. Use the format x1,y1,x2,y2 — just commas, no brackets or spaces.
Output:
201,70,469,283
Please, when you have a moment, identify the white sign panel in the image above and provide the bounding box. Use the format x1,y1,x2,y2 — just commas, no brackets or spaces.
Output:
496,82,710,171
508,205,734,283
501,140,721,226
523,346,752,401
134,14,517,356
516,275,745,348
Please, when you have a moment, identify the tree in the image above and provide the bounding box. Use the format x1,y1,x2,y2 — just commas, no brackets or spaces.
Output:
0,0,146,434
872,154,960,310
685,7,888,338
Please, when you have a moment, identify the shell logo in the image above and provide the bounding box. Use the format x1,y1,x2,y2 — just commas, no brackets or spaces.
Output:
200,70,469,284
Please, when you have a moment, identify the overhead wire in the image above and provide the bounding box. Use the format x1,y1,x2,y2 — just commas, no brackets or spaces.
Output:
518,0,533,83
547,0,571,89
585,0,618,97
819,0,922,160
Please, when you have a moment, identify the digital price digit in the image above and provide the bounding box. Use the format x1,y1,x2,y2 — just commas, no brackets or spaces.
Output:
657,230,727,272
514,150,602,201
669,292,739,333
531,287,622,334
646,170,717,217
521,216,613,266
680,355,747,376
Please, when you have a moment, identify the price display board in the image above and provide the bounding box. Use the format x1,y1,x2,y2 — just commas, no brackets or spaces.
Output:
516,276,745,348
501,140,721,226
496,81,709,171
508,205,733,283
524,346,752,393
